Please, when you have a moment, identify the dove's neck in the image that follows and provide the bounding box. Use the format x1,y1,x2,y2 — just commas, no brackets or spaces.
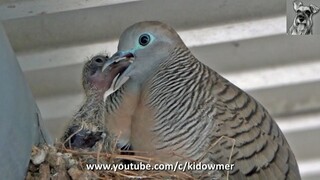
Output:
130,45,194,85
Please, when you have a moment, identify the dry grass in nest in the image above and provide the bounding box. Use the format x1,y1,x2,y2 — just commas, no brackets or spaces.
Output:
26,142,196,180
26,130,236,180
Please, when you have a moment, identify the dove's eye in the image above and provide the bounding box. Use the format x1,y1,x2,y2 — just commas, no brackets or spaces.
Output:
139,34,151,46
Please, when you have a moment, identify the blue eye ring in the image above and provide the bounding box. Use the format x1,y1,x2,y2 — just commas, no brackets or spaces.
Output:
139,34,151,46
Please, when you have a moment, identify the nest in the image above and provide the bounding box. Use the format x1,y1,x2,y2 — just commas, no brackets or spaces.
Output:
26,142,195,180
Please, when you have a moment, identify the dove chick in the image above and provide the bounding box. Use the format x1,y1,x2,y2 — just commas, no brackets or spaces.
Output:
63,55,129,149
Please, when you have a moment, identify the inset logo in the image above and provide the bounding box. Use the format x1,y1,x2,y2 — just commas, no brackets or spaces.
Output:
287,0,319,35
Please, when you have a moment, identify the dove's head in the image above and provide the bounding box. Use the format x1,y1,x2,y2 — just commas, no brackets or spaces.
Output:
102,21,186,90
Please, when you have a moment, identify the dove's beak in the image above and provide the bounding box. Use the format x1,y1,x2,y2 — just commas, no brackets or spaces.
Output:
102,51,134,72
102,51,134,91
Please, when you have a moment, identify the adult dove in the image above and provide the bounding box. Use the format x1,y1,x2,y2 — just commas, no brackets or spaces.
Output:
102,21,301,179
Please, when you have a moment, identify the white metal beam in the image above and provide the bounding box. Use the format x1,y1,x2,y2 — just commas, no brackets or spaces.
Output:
224,60,320,91
17,16,285,72
0,0,139,20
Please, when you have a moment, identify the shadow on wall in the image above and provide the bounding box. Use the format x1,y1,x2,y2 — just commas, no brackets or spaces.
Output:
287,0,320,35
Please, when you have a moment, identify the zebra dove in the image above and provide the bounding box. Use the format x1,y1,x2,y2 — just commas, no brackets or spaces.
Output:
102,21,301,179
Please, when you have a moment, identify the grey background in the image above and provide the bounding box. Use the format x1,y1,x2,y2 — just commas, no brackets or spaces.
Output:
287,0,320,34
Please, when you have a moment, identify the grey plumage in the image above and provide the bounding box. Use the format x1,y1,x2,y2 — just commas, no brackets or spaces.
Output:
103,21,301,179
